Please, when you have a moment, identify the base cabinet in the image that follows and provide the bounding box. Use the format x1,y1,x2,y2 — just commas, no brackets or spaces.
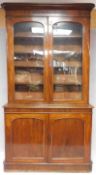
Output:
4,112,92,172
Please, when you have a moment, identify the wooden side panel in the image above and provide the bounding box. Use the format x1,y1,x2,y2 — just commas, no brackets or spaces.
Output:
91,9,96,29
5,113,48,163
49,113,91,163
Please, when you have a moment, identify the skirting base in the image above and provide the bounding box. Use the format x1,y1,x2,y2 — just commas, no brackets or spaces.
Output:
4,161,92,172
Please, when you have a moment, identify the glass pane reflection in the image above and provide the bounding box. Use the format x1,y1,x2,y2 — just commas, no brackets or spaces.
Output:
52,22,82,100
14,22,44,100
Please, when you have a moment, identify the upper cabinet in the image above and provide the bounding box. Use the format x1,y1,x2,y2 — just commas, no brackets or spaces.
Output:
3,3,94,104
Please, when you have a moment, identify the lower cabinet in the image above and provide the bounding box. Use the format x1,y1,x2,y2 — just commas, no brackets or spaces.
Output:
5,112,92,171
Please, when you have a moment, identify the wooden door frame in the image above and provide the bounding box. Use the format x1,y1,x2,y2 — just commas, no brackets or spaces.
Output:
48,113,92,163
48,17,90,104
6,16,50,103
5,113,49,162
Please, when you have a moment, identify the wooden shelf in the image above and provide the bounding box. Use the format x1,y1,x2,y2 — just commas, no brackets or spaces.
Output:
15,32,44,38
15,60,43,68
54,45,81,52
15,92,43,100
15,82,43,85
15,73,43,84
53,34,82,38
53,60,82,68
15,33,81,39
54,84,81,92
54,74,82,85
53,51,81,56
15,45,43,53
54,82,82,86
15,83,43,92
53,92,82,100
15,60,81,68
14,37,43,45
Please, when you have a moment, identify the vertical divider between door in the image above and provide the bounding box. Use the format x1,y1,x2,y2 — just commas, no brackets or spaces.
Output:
47,114,51,163
44,17,51,102
47,17,54,102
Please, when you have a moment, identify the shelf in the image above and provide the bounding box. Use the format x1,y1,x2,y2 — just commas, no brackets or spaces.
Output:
15,47,81,55
54,82,82,86
14,51,81,59
54,74,82,85
54,68,82,75
15,72,43,84
15,45,43,53
15,67,43,73
15,60,43,68
14,37,43,45
53,34,82,38
15,60,81,69
54,84,82,92
53,92,82,100
14,55,43,61
54,37,82,45
54,45,81,52
15,32,44,38
15,92,43,100
53,60,82,68
15,84,43,92
53,51,82,58
15,81,43,85
15,82,43,85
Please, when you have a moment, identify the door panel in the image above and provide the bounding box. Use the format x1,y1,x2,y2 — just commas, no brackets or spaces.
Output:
14,21,44,101
7,17,48,102
5,113,48,162
49,17,89,103
52,22,82,101
7,16,89,104
5,112,91,163
49,113,91,163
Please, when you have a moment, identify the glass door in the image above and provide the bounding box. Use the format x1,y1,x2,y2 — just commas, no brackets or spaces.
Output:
14,19,46,101
51,20,83,101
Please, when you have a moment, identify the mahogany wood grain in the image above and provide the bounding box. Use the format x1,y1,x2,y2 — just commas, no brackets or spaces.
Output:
2,3,94,11
4,108,92,172
5,15,92,104
2,3,94,172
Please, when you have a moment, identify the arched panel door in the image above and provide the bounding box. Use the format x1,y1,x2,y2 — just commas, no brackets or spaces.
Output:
14,21,46,101
48,17,89,103
7,17,48,102
5,113,48,162
48,113,91,163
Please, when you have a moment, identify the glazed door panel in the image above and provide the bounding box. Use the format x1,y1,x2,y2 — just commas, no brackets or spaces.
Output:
7,16,89,104
49,17,89,103
5,113,48,162
48,113,91,163
7,17,49,102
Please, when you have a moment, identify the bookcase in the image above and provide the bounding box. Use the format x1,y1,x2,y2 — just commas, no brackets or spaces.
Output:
2,3,94,172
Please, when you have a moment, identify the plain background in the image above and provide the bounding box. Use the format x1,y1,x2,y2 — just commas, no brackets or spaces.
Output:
0,1,96,174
